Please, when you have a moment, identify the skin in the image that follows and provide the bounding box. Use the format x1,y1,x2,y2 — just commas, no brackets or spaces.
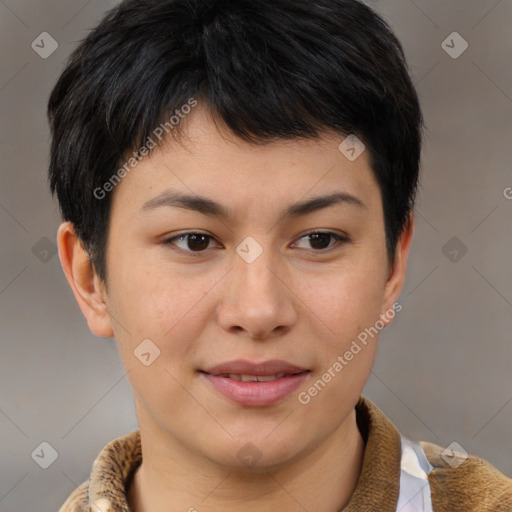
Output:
57,104,414,512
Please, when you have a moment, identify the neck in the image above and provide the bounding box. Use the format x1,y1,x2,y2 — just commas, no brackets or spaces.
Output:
127,407,365,512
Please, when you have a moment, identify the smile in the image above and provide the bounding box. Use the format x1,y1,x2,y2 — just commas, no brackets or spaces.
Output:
200,370,310,407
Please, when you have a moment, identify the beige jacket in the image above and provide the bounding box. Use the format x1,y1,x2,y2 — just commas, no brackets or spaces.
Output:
59,396,512,511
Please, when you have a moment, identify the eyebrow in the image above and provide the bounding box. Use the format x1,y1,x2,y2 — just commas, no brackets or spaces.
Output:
140,189,367,221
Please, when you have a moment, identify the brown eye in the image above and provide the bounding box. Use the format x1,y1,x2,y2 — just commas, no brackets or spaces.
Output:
182,234,211,251
163,233,217,254
294,232,349,251
308,233,334,250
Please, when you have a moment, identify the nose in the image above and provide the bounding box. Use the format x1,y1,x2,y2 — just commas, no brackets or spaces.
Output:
216,240,298,340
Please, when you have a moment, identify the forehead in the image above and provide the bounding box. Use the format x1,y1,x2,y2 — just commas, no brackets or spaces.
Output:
109,105,381,218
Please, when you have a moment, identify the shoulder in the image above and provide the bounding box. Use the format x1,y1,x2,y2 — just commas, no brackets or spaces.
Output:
58,430,141,512
58,479,121,512
58,481,90,512
420,440,512,511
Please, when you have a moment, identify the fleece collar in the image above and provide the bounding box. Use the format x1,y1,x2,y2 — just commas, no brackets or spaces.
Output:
61,396,403,512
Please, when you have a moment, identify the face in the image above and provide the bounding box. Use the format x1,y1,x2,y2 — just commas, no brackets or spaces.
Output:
61,104,411,471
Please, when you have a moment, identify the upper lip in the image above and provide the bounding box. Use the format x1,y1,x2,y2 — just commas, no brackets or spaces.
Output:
202,359,308,376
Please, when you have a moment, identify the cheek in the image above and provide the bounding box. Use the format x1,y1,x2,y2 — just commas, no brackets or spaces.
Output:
110,245,183,331
303,263,386,344
110,277,200,419
298,274,381,414
110,262,214,376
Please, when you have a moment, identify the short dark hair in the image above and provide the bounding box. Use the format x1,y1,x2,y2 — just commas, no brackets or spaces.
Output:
48,0,423,284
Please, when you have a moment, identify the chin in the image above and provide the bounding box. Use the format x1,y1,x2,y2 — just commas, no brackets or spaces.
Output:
201,433,306,473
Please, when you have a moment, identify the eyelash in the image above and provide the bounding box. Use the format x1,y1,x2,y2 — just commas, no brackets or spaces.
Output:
161,231,350,257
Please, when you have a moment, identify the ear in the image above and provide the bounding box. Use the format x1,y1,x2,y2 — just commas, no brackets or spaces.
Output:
380,212,414,326
57,221,114,337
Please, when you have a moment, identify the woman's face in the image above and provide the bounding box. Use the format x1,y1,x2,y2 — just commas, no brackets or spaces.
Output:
91,105,408,470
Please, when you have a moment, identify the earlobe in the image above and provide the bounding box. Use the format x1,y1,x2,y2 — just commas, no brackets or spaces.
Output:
57,222,114,338
380,212,415,326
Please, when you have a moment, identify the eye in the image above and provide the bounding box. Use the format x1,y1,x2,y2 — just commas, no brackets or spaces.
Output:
293,231,349,251
162,232,219,255
162,230,350,257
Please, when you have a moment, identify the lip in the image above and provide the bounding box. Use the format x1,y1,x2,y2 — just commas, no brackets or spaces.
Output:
200,359,310,407
201,372,309,407
202,359,308,376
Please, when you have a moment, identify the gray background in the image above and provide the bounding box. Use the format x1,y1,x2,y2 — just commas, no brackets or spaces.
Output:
1,0,511,510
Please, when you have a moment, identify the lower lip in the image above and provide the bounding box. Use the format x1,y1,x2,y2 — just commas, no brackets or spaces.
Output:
201,371,310,407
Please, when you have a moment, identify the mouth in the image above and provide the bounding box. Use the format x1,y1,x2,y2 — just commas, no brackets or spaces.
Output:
199,359,310,407
201,358,309,377
201,372,303,382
